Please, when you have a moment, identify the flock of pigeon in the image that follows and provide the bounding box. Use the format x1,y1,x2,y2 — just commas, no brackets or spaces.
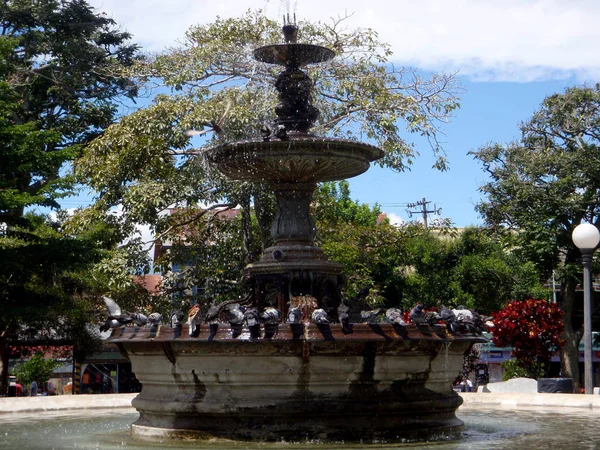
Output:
99,296,490,336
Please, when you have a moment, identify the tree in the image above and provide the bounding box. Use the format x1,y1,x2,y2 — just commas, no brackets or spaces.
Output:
400,227,546,314
492,299,564,379
0,0,139,395
72,10,461,302
471,84,600,388
13,351,61,391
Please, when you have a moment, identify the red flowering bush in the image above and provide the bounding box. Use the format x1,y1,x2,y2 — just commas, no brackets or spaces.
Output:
492,298,564,379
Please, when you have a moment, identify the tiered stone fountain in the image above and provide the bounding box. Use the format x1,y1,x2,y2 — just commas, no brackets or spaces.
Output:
111,20,483,443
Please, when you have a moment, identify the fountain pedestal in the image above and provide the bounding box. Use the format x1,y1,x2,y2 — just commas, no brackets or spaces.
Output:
113,323,480,442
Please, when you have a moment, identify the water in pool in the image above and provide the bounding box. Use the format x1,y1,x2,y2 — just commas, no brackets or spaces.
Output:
0,406,598,449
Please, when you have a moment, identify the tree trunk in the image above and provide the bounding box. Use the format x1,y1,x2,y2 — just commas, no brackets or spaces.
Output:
0,331,11,397
559,278,582,390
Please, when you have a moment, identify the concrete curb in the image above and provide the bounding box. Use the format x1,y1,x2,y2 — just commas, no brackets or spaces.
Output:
3,392,600,415
0,393,137,414
459,392,600,411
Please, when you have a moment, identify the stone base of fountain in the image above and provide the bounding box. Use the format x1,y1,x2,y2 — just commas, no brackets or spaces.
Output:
112,323,481,442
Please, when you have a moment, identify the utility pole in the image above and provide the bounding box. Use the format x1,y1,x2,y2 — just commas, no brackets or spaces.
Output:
406,197,441,228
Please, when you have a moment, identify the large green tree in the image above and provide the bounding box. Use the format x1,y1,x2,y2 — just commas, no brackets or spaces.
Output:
399,226,546,314
72,10,461,295
0,0,139,394
471,84,600,388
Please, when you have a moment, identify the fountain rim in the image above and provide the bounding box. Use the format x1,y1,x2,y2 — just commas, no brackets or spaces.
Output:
207,135,385,159
253,43,336,66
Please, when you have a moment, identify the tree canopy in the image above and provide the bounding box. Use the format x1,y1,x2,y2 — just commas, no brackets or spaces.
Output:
0,0,139,395
71,10,461,282
471,84,600,387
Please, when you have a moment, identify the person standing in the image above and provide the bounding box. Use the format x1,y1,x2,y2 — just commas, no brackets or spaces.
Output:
30,379,38,397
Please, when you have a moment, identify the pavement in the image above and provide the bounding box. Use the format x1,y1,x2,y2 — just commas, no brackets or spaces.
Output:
2,392,600,414
459,392,600,411
0,393,137,414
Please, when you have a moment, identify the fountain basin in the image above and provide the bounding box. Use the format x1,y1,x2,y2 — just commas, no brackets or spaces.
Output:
111,323,482,442
208,137,384,183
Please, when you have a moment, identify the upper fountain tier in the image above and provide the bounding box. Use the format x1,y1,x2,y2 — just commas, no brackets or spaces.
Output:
209,22,384,184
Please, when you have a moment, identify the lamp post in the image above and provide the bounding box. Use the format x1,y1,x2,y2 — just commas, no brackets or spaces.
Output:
572,222,600,395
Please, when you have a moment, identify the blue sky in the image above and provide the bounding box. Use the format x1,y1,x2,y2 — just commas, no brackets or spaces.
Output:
83,0,600,227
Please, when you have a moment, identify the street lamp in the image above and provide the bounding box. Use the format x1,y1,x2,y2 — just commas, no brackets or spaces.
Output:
572,222,600,395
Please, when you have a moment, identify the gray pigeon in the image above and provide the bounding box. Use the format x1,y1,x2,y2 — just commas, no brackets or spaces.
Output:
146,312,163,327
244,307,260,327
311,308,330,325
286,306,302,324
260,307,281,325
170,309,185,328
439,305,458,333
99,296,134,332
224,303,245,325
130,312,147,327
409,304,426,324
204,300,221,324
360,308,383,323
385,308,406,326
338,302,351,332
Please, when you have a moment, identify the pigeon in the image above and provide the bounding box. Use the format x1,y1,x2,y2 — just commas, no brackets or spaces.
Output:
337,302,351,332
130,312,147,327
169,309,185,328
204,300,221,324
360,308,383,323
409,304,427,325
244,307,260,327
224,303,245,325
260,307,281,325
385,308,406,326
286,306,302,324
275,124,288,140
188,304,202,336
146,312,163,327
424,310,441,325
311,308,330,325
439,305,458,333
99,296,133,332
260,125,272,141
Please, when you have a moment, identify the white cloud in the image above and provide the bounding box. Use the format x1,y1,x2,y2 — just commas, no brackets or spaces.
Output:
386,212,405,227
89,0,600,82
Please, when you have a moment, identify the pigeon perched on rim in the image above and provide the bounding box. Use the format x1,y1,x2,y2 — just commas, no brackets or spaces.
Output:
188,304,202,336
311,308,330,325
244,307,260,327
146,312,163,327
409,304,426,324
169,309,185,328
260,307,281,325
99,296,134,332
360,308,383,323
130,312,147,327
224,303,245,326
385,308,406,326
410,304,440,325
337,302,351,332
286,306,302,324
439,305,458,333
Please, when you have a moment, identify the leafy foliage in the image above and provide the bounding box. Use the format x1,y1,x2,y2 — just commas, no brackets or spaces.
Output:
72,10,461,289
0,0,139,394
471,84,600,386
400,227,547,313
492,299,564,379
13,351,61,387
